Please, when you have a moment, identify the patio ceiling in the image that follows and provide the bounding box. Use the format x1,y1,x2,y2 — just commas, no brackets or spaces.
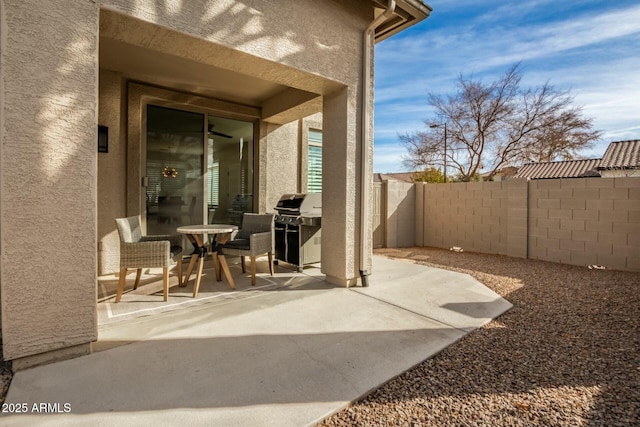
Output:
99,2,431,124
100,37,286,108
99,10,334,125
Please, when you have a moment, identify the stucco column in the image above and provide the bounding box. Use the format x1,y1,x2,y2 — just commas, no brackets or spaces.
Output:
259,120,301,212
321,87,361,286
0,1,98,367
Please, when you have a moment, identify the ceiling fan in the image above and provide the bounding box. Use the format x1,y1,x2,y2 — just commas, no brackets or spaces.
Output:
208,124,233,138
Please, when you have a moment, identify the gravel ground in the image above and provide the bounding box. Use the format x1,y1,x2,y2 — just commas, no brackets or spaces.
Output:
320,247,640,427
0,338,12,406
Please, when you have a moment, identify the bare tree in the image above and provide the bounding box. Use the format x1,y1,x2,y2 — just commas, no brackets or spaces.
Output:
400,64,602,181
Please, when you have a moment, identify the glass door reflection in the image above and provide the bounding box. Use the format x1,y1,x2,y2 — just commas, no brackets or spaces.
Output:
145,105,255,234
146,105,204,235
207,116,254,226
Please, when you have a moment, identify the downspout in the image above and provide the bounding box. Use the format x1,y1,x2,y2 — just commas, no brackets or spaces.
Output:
359,0,396,287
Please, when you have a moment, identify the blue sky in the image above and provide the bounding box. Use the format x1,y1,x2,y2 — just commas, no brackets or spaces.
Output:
373,0,640,173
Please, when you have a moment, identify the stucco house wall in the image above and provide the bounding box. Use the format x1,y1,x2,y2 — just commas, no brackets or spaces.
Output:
1,0,100,367
2,0,412,368
299,113,324,195
260,120,301,215
98,70,127,274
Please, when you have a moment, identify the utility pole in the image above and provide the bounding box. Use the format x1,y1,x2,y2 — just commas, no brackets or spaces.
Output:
429,123,447,182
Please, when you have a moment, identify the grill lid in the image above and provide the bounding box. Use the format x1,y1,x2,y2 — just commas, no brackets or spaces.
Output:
275,193,306,214
275,193,321,217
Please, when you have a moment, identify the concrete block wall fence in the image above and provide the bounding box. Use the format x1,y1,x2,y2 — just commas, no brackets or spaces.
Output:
527,177,639,271
383,177,639,272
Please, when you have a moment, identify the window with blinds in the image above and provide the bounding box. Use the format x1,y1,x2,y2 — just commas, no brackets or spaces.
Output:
146,160,164,203
207,162,220,206
146,160,185,203
308,130,322,193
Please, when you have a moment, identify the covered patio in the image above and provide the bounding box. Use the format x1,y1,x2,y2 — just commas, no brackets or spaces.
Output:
1,0,435,374
4,255,511,426
96,253,325,326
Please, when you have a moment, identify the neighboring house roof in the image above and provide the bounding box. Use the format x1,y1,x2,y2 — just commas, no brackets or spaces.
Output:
514,159,601,179
374,172,416,183
498,166,520,178
598,139,640,170
481,166,520,180
372,0,432,42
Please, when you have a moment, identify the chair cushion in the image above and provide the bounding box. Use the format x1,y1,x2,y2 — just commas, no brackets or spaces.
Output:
222,239,250,250
236,213,274,239
170,245,183,258
236,230,250,240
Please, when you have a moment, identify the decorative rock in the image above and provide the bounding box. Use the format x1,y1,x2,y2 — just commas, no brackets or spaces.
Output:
322,247,640,427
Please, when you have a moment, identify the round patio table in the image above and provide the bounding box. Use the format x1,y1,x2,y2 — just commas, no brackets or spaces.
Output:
176,224,238,297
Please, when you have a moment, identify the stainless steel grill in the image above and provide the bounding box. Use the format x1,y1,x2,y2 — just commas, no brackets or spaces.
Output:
274,193,321,272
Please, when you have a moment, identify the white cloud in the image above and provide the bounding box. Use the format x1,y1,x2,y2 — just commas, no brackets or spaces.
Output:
474,6,640,70
373,1,640,170
376,2,640,76
373,143,411,173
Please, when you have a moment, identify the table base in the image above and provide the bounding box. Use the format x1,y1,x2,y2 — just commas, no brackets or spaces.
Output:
182,249,236,297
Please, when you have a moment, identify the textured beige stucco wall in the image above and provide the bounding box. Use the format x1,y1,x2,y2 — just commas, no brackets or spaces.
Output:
299,113,323,194
257,111,322,213
101,0,367,88
322,87,361,285
260,121,301,214
0,1,98,360
98,70,127,275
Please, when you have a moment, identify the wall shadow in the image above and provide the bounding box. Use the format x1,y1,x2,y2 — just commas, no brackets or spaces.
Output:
4,326,462,417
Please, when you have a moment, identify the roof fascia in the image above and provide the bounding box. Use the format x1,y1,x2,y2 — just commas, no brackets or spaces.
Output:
372,0,432,42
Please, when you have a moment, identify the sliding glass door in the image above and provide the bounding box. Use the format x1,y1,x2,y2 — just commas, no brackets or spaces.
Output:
207,115,254,226
145,104,254,235
145,105,204,235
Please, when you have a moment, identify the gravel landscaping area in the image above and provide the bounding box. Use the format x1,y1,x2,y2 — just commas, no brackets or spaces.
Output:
0,338,11,406
321,247,640,426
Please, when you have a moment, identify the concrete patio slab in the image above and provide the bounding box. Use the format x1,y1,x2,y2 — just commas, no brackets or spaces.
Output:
96,257,323,326
359,256,513,332
2,256,511,426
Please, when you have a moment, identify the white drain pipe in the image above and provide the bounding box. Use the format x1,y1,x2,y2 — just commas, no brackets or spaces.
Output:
359,0,396,287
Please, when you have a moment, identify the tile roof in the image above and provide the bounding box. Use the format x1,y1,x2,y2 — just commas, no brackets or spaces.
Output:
598,139,640,170
373,172,416,183
514,159,601,179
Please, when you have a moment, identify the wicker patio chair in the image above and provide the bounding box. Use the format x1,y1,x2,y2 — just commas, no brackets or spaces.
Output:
114,216,183,302
218,213,275,286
